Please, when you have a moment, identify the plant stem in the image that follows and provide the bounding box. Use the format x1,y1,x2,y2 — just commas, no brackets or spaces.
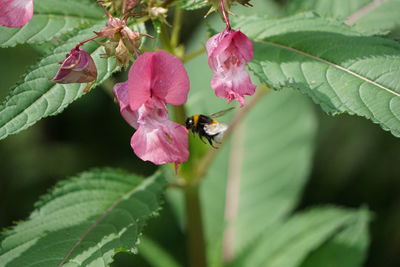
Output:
184,185,208,267
159,23,174,53
171,8,183,49
183,47,206,63
173,105,187,124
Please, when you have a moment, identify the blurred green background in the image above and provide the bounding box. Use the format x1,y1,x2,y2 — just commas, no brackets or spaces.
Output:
1,1,400,266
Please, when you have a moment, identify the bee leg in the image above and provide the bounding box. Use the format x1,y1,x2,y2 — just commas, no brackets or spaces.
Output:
206,136,218,149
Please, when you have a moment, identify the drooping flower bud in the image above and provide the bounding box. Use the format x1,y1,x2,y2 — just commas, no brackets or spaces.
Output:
0,0,34,28
206,29,256,106
51,48,97,84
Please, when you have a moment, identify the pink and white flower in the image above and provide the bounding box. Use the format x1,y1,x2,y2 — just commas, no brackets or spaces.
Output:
114,50,190,168
206,29,256,106
0,0,34,28
51,48,97,84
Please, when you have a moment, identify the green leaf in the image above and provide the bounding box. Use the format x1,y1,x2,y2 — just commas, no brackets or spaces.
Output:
300,208,370,267
0,169,166,267
176,0,211,10
350,0,400,35
0,21,145,141
0,0,103,48
237,13,400,137
231,206,370,267
286,0,370,19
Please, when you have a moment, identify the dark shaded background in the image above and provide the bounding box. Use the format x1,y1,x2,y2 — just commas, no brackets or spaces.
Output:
1,1,400,267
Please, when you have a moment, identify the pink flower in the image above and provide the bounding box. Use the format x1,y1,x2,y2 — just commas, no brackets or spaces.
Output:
0,0,34,28
206,29,256,106
113,51,190,168
51,48,97,84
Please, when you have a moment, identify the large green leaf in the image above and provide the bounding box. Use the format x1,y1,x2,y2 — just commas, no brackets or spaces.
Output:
231,206,370,267
300,208,370,267
0,169,166,267
0,21,145,141
236,13,400,137
350,0,400,35
287,0,370,19
0,0,103,47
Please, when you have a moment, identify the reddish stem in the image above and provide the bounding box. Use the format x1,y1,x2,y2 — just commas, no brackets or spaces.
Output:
220,0,231,30
75,35,99,50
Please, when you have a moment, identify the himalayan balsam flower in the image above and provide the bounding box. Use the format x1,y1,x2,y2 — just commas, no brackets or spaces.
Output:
114,50,190,168
206,29,256,106
0,0,34,28
51,48,97,84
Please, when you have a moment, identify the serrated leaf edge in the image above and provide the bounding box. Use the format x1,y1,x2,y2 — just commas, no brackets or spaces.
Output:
58,172,163,266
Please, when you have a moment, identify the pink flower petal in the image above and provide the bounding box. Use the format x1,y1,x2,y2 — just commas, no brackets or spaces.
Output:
114,87,188,166
232,30,253,61
131,120,189,165
0,0,34,28
128,52,153,110
211,67,256,107
113,81,139,129
135,97,169,125
151,50,190,106
128,51,189,110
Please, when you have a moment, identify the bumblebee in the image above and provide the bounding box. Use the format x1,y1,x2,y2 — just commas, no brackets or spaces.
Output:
185,107,234,147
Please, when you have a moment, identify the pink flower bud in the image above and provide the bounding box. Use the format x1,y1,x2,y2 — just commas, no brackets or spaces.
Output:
51,48,97,84
206,29,256,106
0,0,34,28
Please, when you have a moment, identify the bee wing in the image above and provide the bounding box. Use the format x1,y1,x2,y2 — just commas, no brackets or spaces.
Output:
209,107,235,118
204,122,228,135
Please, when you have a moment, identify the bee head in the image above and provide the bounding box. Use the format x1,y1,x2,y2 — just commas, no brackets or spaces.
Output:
185,117,194,129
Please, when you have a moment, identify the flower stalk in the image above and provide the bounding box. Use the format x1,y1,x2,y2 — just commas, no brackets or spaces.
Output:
184,185,208,267
220,0,231,29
